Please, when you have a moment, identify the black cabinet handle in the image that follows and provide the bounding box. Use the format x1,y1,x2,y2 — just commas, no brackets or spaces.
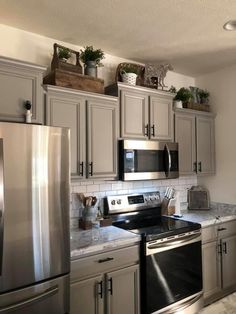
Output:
223,242,227,254
98,281,103,299
79,162,84,176
218,243,222,255
218,227,227,232
151,124,155,137
89,162,93,176
108,278,113,295
98,257,114,263
198,162,202,172
193,162,197,173
144,124,149,137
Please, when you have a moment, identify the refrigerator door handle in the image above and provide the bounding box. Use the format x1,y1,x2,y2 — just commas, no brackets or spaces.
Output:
0,285,59,312
0,139,4,276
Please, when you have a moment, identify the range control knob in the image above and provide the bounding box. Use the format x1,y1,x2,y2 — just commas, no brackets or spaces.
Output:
117,199,122,205
111,200,116,205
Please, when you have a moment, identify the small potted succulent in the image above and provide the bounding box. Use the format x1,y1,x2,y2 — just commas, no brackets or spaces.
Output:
80,46,105,78
120,64,139,86
174,87,193,108
198,89,210,104
57,47,71,62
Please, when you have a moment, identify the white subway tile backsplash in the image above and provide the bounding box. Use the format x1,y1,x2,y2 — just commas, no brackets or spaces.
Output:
70,175,197,221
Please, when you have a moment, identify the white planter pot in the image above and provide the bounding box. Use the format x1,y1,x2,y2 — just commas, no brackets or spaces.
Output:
174,100,183,109
121,72,137,85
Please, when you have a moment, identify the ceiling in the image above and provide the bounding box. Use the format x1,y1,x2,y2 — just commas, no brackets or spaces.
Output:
1,0,236,76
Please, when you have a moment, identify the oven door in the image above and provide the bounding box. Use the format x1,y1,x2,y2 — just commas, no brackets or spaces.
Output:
119,140,179,181
142,231,203,314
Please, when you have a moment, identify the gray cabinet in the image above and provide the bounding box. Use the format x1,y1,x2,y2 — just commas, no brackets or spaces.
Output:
70,245,140,314
45,85,119,179
106,83,174,141
175,109,215,176
202,221,236,304
0,56,46,124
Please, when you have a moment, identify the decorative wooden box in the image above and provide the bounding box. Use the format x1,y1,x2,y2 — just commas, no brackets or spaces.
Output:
43,69,104,94
186,103,210,112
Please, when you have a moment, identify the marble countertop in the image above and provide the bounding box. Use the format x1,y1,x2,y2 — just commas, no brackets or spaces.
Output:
70,226,140,260
179,202,236,227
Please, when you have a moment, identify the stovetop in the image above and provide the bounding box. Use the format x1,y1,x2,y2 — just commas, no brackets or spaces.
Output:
106,191,201,242
113,214,201,241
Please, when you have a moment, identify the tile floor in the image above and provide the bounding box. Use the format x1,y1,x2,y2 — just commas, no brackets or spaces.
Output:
200,292,236,313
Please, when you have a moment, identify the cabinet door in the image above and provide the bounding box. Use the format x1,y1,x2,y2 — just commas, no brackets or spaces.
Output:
202,241,221,300
175,113,196,175
70,275,104,314
106,264,139,314
150,95,173,140
46,94,86,177
222,235,236,289
120,89,149,139
0,57,45,123
196,116,215,175
87,99,119,179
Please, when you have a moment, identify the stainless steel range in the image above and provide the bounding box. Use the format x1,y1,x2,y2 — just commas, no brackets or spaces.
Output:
105,191,203,314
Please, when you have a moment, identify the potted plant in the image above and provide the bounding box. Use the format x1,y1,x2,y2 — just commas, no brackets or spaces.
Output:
174,87,193,108
198,89,210,104
80,46,105,78
57,47,71,62
120,64,139,85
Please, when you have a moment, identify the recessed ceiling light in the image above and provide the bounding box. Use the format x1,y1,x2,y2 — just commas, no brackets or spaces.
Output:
223,20,236,31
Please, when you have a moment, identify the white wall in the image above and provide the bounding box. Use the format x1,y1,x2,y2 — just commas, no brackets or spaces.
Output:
196,65,236,204
0,23,195,88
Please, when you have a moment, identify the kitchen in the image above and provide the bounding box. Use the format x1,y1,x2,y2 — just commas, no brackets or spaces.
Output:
0,1,236,313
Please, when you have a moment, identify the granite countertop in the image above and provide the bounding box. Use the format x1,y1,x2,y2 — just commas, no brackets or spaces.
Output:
70,226,140,260
179,202,236,227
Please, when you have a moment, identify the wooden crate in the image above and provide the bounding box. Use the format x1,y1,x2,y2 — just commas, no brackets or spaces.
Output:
43,69,104,94
187,102,210,112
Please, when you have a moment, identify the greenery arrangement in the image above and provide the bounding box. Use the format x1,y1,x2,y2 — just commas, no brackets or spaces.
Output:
198,89,210,104
58,47,71,60
174,87,193,105
121,64,139,74
80,46,105,66
168,85,177,93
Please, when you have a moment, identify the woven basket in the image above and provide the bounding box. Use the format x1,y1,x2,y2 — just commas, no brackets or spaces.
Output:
187,103,210,112
121,72,137,85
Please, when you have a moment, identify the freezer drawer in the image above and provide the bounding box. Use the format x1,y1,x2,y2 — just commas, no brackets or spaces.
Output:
0,274,69,314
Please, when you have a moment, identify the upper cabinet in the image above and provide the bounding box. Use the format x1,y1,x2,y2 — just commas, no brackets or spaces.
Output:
45,85,119,180
175,109,215,176
106,83,174,141
0,56,46,124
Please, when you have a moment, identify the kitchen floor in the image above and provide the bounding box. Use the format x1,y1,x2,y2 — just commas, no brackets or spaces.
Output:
200,292,236,313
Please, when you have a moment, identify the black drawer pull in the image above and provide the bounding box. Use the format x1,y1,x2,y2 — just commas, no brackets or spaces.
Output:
98,257,114,263
218,227,227,232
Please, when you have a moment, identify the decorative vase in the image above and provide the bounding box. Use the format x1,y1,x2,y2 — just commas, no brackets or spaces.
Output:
174,100,183,109
84,61,97,78
121,72,137,85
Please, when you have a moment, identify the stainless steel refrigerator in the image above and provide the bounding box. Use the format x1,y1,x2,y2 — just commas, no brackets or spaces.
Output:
0,122,70,314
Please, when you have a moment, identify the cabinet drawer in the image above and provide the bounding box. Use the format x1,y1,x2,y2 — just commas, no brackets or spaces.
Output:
71,245,139,281
202,226,217,244
217,220,236,238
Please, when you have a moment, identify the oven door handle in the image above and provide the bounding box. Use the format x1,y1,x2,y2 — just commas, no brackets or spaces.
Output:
147,232,201,250
164,292,203,314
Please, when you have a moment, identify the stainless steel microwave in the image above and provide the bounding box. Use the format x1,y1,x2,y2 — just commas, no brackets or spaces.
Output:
119,139,179,181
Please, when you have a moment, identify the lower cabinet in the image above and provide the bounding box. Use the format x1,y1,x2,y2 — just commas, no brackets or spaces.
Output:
202,221,236,304
70,246,140,314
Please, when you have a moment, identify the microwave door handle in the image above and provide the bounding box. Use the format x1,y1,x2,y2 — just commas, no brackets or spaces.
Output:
164,144,171,177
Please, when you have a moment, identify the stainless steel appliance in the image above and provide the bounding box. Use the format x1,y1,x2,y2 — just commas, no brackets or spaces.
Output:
0,122,70,314
105,192,203,314
119,139,179,181
188,186,210,210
